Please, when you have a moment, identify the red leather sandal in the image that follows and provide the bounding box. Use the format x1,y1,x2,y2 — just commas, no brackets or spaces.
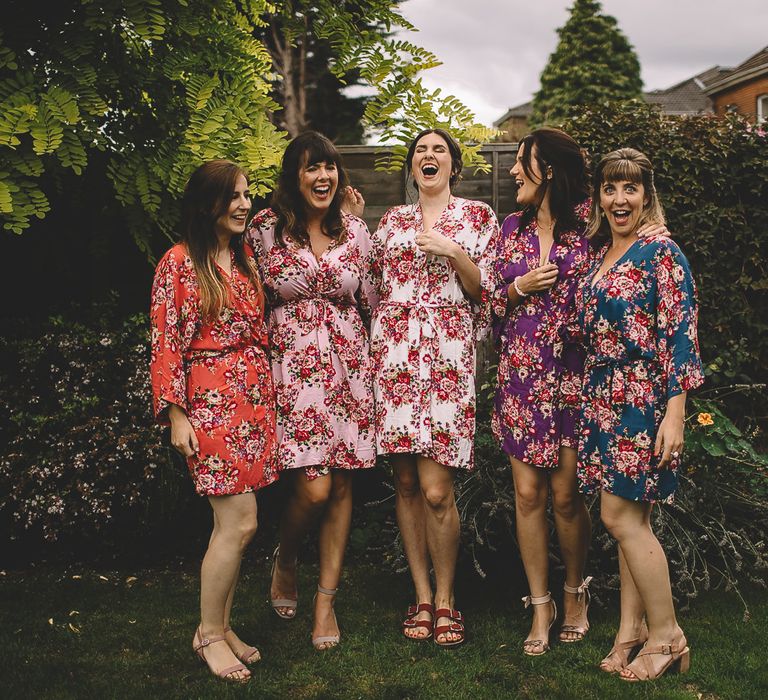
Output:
433,607,465,647
402,602,434,640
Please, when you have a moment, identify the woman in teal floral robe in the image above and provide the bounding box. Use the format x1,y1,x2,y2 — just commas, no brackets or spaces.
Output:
574,149,703,682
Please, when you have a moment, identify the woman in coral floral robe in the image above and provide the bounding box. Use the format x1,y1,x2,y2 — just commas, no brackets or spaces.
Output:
150,160,277,683
576,149,703,682
151,247,277,496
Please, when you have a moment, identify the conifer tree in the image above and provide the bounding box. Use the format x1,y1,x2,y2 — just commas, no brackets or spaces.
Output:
531,0,642,126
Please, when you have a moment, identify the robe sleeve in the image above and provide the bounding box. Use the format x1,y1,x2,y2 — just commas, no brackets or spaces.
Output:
653,241,705,399
351,216,380,330
471,202,501,340
483,213,520,343
149,250,190,423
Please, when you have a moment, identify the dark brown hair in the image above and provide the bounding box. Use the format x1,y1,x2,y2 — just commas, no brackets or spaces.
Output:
405,128,463,191
272,131,350,248
180,159,261,320
517,127,591,243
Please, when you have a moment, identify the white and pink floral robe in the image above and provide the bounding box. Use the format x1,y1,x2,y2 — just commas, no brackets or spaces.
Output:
369,197,499,470
247,209,378,475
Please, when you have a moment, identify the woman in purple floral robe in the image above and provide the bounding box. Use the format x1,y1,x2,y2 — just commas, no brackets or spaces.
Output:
487,128,595,655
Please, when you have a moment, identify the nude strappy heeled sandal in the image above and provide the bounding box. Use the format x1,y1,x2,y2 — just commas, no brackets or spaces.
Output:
621,634,691,681
193,626,250,683
223,626,261,665
559,576,593,643
599,623,649,674
312,585,340,651
269,545,298,619
521,592,557,656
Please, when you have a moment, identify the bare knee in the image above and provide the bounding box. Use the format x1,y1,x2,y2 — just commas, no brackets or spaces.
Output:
330,472,352,502
421,483,454,514
394,468,420,500
515,482,547,518
303,483,332,509
552,487,581,520
227,512,258,550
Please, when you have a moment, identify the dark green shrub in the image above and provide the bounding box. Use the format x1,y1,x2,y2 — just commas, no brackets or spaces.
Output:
0,306,187,548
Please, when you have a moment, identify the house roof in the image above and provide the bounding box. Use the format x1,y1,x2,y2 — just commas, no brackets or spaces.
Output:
493,101,533,126
494,66,729,126
643,68,721,115
704,46,768,95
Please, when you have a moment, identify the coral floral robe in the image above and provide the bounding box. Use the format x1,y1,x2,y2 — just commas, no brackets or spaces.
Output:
575,235,704,502
488,205,591,469
150,243,278,496
247,210,378,473
369,197,499,470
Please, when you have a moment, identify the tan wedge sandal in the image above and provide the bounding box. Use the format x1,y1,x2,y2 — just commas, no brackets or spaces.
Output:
521,592,557,656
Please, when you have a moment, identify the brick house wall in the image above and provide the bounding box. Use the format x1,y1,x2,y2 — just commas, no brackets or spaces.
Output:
711,76,768,119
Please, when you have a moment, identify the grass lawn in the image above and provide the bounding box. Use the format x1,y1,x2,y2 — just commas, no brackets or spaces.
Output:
1,559,766,699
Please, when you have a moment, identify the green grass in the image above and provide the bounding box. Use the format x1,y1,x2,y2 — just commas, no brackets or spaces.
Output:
1,561,766,699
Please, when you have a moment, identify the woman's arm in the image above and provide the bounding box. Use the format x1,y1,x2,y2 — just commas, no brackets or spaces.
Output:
168,404,200,457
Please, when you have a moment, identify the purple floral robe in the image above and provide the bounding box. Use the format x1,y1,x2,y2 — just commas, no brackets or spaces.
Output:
488,206,591,469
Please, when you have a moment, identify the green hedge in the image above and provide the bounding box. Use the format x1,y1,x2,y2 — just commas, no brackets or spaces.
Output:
564,101,768,388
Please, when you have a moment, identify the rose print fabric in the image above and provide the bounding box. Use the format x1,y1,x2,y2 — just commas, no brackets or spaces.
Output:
246,210,378,474
369,197,499,470
150,243,278,496
488,205,591,469
575,235,704,502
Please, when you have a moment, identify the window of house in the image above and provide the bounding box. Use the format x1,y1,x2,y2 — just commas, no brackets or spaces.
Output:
758,94,768,124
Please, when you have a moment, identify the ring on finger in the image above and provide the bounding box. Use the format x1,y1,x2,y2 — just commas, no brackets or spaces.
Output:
671,450,680,458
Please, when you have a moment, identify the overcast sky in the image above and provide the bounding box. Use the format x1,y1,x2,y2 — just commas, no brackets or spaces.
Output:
395,0,768,127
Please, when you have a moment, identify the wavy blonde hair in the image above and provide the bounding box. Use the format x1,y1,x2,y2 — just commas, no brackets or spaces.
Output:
180,160,261,320
586,148,665,241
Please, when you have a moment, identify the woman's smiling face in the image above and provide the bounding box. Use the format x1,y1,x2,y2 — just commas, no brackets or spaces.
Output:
411,132,453,195
599,179,648,237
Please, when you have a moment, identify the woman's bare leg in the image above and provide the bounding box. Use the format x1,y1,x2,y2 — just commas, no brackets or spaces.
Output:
393,454,433,638
550,446,592,640
197,493,258,680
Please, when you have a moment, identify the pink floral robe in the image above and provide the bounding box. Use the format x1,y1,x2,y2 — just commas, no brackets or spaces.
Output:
150,243,278,496
246,210,378,473
369,197,500,470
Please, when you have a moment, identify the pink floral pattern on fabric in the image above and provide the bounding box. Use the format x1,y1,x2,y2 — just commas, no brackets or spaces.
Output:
246,209,378,474
369,197,499,470
486,205,591,469
150,244,278,496
575,235,704,502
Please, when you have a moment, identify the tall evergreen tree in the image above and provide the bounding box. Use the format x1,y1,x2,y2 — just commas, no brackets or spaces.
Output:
531,0,642,126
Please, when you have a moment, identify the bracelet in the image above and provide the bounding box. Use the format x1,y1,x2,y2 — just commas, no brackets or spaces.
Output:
513,276,528,297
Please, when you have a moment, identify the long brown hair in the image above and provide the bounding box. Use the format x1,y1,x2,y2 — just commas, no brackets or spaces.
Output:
586,148,666,242
272,131,350,248
180,159,261,320
516,127,591,243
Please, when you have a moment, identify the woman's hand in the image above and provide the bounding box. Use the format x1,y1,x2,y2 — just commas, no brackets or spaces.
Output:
637,222,669,238
168,404,200,457
341,186,365,218
415,228,461,259
655,395,686,468
514,263,559,295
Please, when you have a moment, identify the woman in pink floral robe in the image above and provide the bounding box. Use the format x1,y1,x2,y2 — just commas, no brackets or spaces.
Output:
246,132,377,650
367,129,499,647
